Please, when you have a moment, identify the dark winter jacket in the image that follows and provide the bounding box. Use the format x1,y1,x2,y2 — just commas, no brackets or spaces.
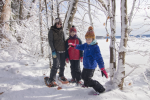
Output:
48,26,65,51
65,37,83,60
75,42,104,69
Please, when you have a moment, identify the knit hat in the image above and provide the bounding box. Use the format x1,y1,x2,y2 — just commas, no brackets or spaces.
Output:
54,18,62,24
85,26,95,39
69,25,77,34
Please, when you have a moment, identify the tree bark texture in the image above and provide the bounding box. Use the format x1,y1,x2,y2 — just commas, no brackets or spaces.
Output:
118,0,128,90
0,0,11,41
108,0,116,81
39,0,44,55
63,0,78,38
88,0,93,27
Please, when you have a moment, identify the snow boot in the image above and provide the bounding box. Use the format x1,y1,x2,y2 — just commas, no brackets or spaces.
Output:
58,76,69,84
44,77,58,87
76,80,83,86
69,79,76,83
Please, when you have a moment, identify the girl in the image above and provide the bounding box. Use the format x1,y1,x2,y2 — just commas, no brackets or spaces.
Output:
44,18,69,87
69,26,108,94
65,26,83,85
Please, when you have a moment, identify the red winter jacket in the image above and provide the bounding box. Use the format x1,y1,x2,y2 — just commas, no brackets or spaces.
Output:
65,37,83,60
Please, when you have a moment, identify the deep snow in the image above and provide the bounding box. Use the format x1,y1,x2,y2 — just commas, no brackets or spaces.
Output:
0,38,150,100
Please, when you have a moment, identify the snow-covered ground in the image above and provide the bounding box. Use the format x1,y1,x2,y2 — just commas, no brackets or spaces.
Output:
0,38,150,100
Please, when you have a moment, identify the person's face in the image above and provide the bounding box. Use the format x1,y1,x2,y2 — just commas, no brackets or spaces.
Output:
70,31,76,37
86,38,93,44
56,22,62,28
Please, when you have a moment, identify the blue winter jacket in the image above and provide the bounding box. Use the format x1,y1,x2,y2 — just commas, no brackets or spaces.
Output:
76,41,104,69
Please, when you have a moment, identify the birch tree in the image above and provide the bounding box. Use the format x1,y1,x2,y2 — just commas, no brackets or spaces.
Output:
63,0,78,39
39,0,44,56
88,0,93,27
19,0,23,20
0,0,11,41
113,0,128,90
108,0,116,82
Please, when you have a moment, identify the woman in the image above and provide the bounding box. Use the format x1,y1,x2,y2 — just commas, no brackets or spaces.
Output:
44,18,68,87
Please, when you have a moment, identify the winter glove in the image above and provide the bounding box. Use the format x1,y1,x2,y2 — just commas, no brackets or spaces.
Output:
66,58,69,63
80,57,83,62
52,51,57,58
68,43,76,47
100,68,108,78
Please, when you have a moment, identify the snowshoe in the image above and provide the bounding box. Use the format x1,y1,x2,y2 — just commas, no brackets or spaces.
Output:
58,76,69,84
44,77,58,87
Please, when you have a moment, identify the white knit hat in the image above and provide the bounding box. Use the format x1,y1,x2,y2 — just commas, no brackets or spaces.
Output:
54,18,62,24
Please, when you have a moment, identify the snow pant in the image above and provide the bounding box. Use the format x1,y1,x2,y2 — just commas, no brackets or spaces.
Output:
70,60,81,82
49,52,66,82
82,68,105,93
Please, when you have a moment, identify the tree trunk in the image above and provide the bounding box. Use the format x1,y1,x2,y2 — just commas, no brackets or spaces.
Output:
108,0,116,82
19,0,23,20
0,0,11,41
39,0,44,56
44,0,49,30
27,0,36,19
63,0,78,39
88,0,93,27
113,0,128,90
51,0,54,26
56,0,59,18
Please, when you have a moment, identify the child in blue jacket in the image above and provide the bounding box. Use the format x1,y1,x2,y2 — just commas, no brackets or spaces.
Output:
69,26,108,94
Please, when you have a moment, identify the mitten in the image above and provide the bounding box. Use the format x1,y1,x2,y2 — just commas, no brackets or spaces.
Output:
66,58,69,63
68,43,76,47
100,68,108,78
80,57,83,62
52,51,57,58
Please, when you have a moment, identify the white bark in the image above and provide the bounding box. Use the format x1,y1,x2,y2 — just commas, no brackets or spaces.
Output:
39,0,44,56
113,0,128,90
128,0,136,26
63,0,78,39
0,0,11,41
108,0,116,82
88,0,93,27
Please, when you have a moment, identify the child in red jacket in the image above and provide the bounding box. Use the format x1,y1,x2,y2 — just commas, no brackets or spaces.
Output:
65,26,83,85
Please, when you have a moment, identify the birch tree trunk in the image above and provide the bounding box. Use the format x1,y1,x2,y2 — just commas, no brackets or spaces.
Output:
88,0,93,27
0,0,11,41
39,0,44,56
56,0,59,18
63,0,78,39
51,0,54,26
27,0,36,19
113,0,128,90
108,0,116,82
19,0,23,20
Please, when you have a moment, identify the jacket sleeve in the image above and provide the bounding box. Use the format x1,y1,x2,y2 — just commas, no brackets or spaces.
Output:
78,38,83,57
65,39,69,59
48,30,55,51
75,43,85,51
93,45,104,69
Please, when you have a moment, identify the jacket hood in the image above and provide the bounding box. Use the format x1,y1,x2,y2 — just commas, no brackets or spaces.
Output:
90,39,97,45
50,26,63,32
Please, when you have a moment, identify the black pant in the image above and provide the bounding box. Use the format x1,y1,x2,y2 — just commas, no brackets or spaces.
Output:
70,60,81,82
82,68,105,93
49,52,65,81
